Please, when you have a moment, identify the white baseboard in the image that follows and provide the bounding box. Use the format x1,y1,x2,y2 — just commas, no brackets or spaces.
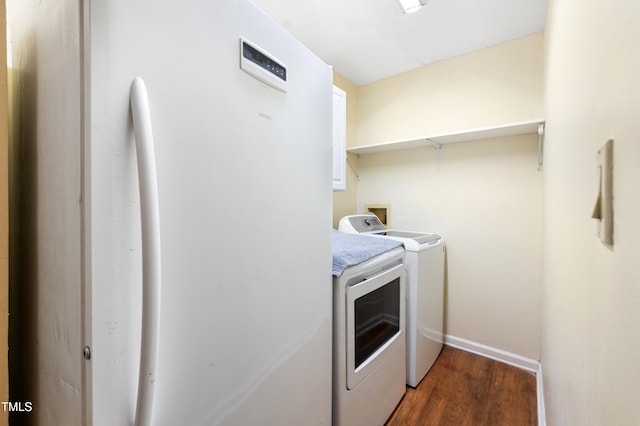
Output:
443,334,545,426
444,334,539,372
536,362,546,426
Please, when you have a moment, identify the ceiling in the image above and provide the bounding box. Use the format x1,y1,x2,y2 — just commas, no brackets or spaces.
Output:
250,0,547,86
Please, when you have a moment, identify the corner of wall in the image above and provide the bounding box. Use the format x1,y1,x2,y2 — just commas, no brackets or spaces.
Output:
0,0,9,424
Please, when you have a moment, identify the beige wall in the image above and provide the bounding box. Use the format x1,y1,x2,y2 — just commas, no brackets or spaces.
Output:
332,72,359,228
0,0,8,424
351,35,544,360
357,33,544,146
542,0,640,424
7,0,84,424
358,136,542,359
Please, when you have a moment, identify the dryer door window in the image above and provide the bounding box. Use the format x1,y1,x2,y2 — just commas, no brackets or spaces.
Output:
354,278,400,368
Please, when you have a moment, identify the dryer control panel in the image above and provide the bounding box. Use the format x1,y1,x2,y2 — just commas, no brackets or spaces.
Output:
341,214,388,233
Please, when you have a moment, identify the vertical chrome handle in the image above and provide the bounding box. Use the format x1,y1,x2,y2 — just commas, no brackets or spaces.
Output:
130,77,162,426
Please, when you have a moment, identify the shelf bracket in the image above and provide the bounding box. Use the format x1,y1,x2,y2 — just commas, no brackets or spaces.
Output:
427,139,442,171
347,153,359,181
537,123,545,171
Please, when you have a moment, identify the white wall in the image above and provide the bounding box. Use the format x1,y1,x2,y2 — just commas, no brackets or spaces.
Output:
353,34,544,361
542,0,640,423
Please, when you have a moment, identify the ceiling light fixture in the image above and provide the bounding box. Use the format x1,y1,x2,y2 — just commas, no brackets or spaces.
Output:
397,0,426,14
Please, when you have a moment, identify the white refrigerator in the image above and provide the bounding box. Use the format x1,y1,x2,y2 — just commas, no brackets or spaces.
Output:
8,0,333,425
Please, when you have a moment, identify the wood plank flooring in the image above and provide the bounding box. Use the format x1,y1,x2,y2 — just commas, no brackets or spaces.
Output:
385,346,537,426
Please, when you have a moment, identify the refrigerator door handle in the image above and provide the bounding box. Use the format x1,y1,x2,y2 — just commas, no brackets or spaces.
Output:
130,77,162,426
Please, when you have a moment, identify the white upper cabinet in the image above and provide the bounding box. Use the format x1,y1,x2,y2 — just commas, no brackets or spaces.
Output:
332,85,347,191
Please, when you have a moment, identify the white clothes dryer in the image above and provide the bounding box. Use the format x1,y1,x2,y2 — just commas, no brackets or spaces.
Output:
332,231,406,426
339,214,445,387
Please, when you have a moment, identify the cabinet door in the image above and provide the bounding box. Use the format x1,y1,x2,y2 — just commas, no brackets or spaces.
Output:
332,86,347,191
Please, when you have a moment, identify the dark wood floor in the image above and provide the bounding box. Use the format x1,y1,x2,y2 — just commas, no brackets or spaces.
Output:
385,346,537,426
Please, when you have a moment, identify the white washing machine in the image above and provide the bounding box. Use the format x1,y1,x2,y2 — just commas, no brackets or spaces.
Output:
339,214,445,387
332,231,406,426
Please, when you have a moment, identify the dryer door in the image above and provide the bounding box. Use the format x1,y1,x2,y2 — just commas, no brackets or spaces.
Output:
345,264,405,390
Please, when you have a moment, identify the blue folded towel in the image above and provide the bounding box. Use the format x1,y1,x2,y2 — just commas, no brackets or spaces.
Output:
332,230,403,277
